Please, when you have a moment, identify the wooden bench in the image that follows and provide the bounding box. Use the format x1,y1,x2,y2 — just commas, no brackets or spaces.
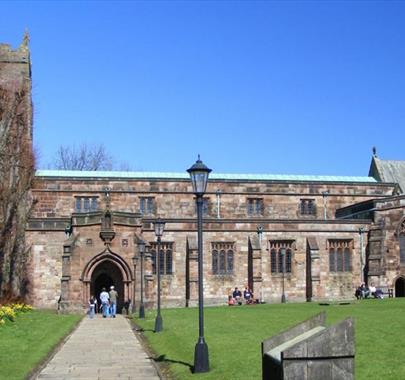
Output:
356,286,394,299
261,312,355,380
378,286,394,298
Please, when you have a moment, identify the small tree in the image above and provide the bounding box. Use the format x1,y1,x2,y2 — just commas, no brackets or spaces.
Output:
52,144,113,171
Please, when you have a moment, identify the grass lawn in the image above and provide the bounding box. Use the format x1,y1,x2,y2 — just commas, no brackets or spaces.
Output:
134,299,405,380
0,309,81,379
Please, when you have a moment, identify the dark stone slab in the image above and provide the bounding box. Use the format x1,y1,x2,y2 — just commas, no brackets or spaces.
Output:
262,313,355,380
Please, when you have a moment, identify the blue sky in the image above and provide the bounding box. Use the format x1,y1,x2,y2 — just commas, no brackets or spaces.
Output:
1,1,404,175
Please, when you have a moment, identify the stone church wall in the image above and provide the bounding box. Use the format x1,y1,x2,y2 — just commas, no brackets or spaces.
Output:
367,196,405,292
25,174,396,311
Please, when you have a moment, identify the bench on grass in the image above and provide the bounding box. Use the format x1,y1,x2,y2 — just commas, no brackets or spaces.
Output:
377,286,394,298
355,285,394,299
261,312,355,380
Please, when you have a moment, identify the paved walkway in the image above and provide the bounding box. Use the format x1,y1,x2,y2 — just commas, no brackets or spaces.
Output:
36,314,160,380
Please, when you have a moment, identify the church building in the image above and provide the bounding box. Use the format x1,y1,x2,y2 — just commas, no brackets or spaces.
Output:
2,39,405,313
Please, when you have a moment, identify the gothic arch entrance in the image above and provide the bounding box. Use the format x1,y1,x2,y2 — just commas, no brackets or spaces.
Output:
395,277,405,297
91,261,124,312
81,248,134,313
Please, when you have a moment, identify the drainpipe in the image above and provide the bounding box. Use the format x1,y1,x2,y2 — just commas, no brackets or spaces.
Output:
216,189,221,219
359,227,365,283
322,191,329,220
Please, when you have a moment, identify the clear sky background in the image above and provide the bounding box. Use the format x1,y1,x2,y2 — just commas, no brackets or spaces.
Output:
1,1,404,175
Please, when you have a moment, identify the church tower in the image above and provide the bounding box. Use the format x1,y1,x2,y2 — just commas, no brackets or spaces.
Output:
0,34,35,298
0,32,33,141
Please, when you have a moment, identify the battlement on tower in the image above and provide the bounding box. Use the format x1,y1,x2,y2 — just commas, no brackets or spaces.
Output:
0,42,30,63
0,34,31,91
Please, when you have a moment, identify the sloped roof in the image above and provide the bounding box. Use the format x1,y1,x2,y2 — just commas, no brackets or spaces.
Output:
369,156,405,193
35,170,377,184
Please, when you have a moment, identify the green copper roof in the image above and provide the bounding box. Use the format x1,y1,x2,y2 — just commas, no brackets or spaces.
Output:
35,170,378,183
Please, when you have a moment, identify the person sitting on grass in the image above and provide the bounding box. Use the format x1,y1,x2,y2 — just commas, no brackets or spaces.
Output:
355,285,362,300
356,283,370,299
363,284,370,298
243,287,254,304
374,288,384,299
228,295,235,306
369,283,377,298
232,287,242,305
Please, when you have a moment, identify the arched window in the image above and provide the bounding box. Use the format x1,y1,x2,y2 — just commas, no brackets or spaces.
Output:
286,249,292,273
270,249,277,273
166,249,173,274
269,241,294,274
329,249,335,272
212,243,235,274
227,250,234,272
344,248,351,271
150,242,174,275
212,250,218,274
336,248,343,272
278,251,283,273
219,250,226,273
329,240,352,273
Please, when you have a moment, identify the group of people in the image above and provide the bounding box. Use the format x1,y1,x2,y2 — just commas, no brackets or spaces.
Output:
88,285,118,318
228,286,257,305
355,283,384,299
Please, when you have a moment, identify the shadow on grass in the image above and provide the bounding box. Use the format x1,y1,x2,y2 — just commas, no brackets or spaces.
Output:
153,354,194,373
134,327,155,333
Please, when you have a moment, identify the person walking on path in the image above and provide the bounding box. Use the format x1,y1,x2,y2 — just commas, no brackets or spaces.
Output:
109,285,118,318
88,296,96,319
100,287,110,318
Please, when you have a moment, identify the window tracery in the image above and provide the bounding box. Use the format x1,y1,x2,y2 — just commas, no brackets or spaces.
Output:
328,240,352,272
212,242,234,274
150,242,173,275
269,240,293,274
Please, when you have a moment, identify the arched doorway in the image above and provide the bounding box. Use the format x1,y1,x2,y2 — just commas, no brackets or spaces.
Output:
395,277,405,297
81,248,134,313
91,261,125,312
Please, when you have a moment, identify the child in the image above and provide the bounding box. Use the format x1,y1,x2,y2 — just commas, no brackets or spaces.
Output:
228,295,235,306
88,296,96,318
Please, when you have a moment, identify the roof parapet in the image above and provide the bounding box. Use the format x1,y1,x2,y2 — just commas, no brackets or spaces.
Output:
0,33,30,64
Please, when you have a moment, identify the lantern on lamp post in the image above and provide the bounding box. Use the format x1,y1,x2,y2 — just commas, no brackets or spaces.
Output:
138,239,146,319
153,217,165,332
187,155,211,373
281,248,286,303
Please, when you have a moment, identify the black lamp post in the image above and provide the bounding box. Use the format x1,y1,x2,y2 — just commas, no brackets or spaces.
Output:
187,156,211,373
281,248,286,303
153,217,165,332
138,239,146,319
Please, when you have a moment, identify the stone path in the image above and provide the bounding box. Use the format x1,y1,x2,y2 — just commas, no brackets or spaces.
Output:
36,314,160,380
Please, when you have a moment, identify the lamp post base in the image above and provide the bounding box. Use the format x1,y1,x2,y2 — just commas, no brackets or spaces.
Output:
139,303,145,319
194,338,209,373
281,294,286,303
154,314,163,332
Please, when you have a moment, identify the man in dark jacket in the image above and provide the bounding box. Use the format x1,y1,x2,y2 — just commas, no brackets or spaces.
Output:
232,287,242,305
